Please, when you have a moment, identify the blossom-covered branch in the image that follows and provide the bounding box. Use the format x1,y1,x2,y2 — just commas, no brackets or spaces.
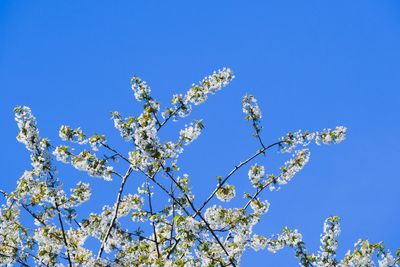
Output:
1,69,398,267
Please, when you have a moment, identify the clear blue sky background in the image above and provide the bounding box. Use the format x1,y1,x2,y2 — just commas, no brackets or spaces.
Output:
1,1,400,265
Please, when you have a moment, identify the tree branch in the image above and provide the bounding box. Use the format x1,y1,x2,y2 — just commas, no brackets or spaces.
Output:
97,166,133,259
195,141,284,216
146,182,161,258
160,165,236,266
54,201,72,267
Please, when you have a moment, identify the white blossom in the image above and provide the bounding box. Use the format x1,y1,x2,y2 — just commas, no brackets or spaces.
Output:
131,76,151,101
216,184,236,202
316,126,347,145
14,106,52,176
242,94,262,120
5,69,394,267
179,121,204,145
276,149,310,186
317,216,341,267
185,68,234,105
248,164,265,187
53,145,71,163
250,199,270,215
251,235,268,251
379,252,397,267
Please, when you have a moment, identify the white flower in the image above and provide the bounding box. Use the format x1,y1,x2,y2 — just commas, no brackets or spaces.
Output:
242,94,262,120
315,126,347,145
216,184,236,202
277,149,310,186
14,106,52,176
185,68,234,105
53,146,71,163
248,164,265,186
251,235,268,251
317,216,341,266
111,112,137,141
71,150,113,181
179,121,203,145
131,76,151,101
379,252,397,267
250,199,270,215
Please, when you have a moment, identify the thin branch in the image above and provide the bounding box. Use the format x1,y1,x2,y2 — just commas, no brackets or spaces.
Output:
47,172,73,267
101,143,131,164
157,105,183,131
169,181,176,248
54,201,72,267
151,111,162,128
97,166,133,259
195,141,284,216
249,105,266,150
146,182,161,258
146,176,191,217
160,165,236,266
127,230,157,243
243,168,287,211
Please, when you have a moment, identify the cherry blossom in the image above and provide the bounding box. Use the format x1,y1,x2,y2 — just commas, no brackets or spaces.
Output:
1,69,398,267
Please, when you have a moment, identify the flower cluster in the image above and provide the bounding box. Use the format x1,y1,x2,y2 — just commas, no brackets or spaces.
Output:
175,216,201,246
342,240,382,267
59,125,106,151
179,120,204,146
59,125,86,143
53,146,113,180
259,227,304,253
205,205,247,230
131,76,151,101
379,252,397,267
248,164,265,187
68,182,91,207
71,150,114,180
14,106,52,176
280,126,347,153
277,148,310,186
53,145,71,163
317,216,341,267
315,126,347,145
161,68,234,122
14,106,40,151
242,94,262,135
111,112,136,141
0,200,22,266
216,184,236,202
185,68,234,105
249,199,270,215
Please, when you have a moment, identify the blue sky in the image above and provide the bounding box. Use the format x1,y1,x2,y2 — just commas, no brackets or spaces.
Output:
1,0,400,265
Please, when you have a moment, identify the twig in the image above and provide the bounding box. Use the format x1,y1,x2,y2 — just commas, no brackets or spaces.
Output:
195,141,284,216
47,172,73,267
160,165,236,266
156,105,182,131
101,143,131,164
54,201,73,267
0,190,47,227
97,166,133,259
146,182,161,258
